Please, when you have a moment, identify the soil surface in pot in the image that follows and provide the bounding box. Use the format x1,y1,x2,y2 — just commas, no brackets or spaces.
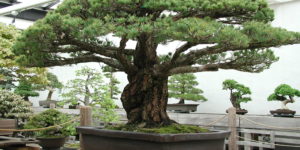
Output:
226,108,248,115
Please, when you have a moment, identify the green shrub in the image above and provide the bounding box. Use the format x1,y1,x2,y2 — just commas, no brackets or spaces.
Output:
0,89,32,119
24,109,78,138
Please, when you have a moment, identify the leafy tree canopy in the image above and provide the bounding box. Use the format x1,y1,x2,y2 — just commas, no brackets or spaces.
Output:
92,90,120,125
268,84,300,101
0,89,33,119
168,73,206,103
35,72,63,90
24,109,78,137
102,65,121,100
14,80,39,101
60,66,107,106
0,23,47,89
13,0,300,75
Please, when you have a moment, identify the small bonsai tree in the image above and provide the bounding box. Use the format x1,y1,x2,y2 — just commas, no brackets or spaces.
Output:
268,84,300,110
35,72,63,101
60,66,107,106
168,73,207,104
102,66,121,100
14,80,39,101
24,109,78,138
93,90,120,125
0,89,33,120
223,79,251,110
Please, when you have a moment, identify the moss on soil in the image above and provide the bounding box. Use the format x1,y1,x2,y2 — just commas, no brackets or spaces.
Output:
106,124,209,134
64,143,80,148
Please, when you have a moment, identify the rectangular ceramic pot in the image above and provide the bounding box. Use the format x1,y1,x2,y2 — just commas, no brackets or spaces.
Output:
0,119,16,136
77,126,230,150
167,104,199,113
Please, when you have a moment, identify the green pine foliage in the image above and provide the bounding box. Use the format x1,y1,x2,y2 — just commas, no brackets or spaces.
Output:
60,66,107,106
222,79,251,109
24,109,78,137
14,80,39,101
168,73,207,104
13,0,300,72
268,84,300,101
35,72,63,100
102,66,121,100
0,23,48,89
92,90,120,125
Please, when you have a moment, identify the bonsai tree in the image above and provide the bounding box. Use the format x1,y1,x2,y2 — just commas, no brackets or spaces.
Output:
14,80,39,101
0,89,33,120
168,73,207,104
0,23,47,89
222,79,251,111
60,66,107,106
35,72,63,101
24,109,77,138
13,0,300,127
102,66,121,100
93,90,120,126
268,84,300,110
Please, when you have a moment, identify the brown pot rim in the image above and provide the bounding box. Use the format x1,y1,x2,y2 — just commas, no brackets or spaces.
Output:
167,104,199,106
77,127,230,143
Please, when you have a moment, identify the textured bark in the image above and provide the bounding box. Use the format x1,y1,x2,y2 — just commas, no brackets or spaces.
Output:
230,91,240,109
281,96,295,109
24,96,29,101
46,90,53,101
84,74,91,106
178,98,185,104
121,71,173,127
121,34,173,127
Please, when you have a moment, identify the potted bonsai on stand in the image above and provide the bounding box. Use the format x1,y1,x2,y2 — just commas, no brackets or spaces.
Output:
59,66,107,108
14,80,39,102
167,73,207,113
13,0,300,149
37,72,63,108
25,109,78,150
268,84,300,117
223,79,251,115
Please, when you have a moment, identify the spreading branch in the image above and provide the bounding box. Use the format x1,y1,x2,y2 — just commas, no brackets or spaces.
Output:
116,37,137,74
42,55,123,70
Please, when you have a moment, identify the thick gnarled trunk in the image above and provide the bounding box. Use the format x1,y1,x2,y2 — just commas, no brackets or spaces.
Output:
121,71,173,127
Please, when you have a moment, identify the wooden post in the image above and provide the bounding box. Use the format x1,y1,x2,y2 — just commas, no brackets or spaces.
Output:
244,133,252,150
49,103,55,109
80,106,92,150
228,107,238,150
80,106,92,126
